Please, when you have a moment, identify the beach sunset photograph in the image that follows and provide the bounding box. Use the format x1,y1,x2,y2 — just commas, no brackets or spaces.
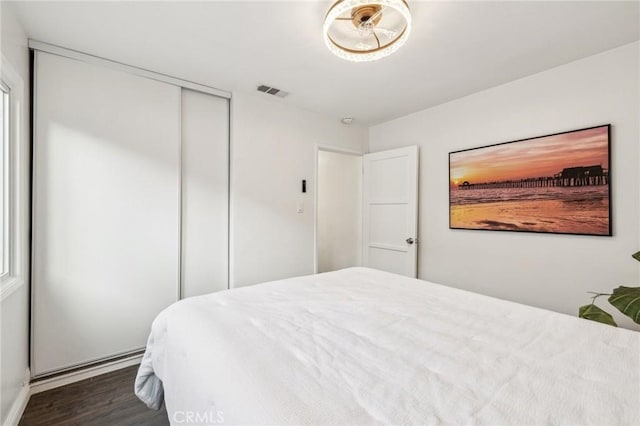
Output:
449,125,611,235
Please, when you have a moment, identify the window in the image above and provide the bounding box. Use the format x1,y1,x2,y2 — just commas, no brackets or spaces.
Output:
0,56,25,300
0,80,9,279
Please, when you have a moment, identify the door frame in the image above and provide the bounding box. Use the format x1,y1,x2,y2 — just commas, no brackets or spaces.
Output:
313,145,363,274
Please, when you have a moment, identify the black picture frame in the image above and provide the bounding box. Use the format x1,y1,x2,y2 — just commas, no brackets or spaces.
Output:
448,124,612,236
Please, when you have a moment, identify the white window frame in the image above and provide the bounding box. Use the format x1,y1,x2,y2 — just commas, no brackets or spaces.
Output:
0,55,26,301
1,80,9,280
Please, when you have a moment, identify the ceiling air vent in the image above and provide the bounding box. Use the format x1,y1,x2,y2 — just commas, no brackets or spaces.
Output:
257,84,289,98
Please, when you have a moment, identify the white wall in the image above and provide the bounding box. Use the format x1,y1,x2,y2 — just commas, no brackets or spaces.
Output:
231,92,367,287
317,150,362,273
369,42,640,326
0,2,31,423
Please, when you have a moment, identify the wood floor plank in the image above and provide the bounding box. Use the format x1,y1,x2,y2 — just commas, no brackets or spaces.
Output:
19,365,169,426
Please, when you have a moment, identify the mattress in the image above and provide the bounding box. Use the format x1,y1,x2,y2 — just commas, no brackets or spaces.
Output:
135,267,640,425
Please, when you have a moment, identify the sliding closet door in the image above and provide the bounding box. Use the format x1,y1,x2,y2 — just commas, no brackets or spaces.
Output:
32,52,180,376
181,89,229,297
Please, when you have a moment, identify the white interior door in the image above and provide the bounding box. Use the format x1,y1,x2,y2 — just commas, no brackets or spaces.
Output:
32,52,180,376
363,146,419,277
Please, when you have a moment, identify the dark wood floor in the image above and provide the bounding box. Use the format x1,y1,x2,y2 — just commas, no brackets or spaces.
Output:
20,365,169,426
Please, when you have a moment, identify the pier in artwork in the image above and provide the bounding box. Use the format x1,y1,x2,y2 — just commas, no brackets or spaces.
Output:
458,165,608,190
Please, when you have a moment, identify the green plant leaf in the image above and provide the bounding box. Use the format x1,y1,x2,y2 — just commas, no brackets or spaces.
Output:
632,251,640,262
608,286,640,324
578,304,617,326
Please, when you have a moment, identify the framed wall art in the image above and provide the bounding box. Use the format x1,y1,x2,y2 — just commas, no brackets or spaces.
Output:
449,124,611,236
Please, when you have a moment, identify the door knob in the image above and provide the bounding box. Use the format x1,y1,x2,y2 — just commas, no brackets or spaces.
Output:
406,238,415,245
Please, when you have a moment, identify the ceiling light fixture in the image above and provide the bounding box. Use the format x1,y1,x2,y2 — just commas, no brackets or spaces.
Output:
323,0,411,62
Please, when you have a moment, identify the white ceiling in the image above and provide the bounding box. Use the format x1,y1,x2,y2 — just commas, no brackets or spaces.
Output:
9,1,640,125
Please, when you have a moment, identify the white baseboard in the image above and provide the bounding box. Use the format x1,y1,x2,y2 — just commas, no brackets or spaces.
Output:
30,354,143,395
2,369,30,426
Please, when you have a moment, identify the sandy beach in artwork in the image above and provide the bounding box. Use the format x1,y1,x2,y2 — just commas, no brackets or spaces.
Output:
450,187,609,235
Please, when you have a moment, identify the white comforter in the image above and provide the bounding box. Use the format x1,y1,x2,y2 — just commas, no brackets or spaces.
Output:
135,267,640,425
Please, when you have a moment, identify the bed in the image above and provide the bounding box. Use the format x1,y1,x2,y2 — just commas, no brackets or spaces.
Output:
135,267,639,425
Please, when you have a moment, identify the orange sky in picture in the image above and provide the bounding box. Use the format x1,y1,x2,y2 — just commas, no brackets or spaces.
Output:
449,126,609,187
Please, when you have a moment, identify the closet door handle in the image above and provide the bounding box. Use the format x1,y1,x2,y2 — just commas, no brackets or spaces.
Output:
406,238,415,245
